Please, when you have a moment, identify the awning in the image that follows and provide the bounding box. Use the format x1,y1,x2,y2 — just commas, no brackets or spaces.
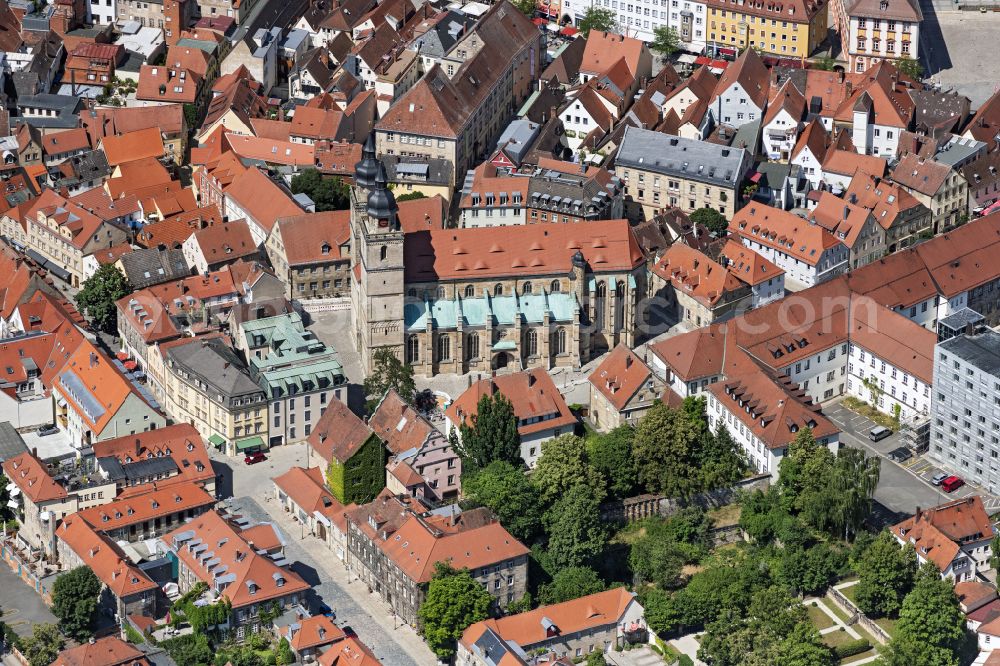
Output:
749,172,762,183
9,486,19,497
208,434,226,449
560,26,578,35
116,351,129,361
492,340,517,351
532,17,546,24
124,361,138,371
4,482,13,492
6,499,18,509
236,436,265,452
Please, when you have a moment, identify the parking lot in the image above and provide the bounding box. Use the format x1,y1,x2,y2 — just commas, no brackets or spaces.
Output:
0,562,58,637
823,401,990,524
919,0,1000,106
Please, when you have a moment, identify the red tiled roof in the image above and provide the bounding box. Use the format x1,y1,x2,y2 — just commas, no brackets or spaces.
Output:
461,588,636,651
588,343,652,411
3,451,67,503
76,481,215,533
101,127,166,166
403,219,643,282
285,615,345,652
164,510,309,608
272,466,349,532
56,516,158,598
317,637,382,666
447,368,576,438
52,635,150,666
307,399,375,465
274,211,350,266
93,424,215,488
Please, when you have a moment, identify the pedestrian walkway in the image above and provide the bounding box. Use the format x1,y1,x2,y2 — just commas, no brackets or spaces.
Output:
669,633,707,666
803,595,862,640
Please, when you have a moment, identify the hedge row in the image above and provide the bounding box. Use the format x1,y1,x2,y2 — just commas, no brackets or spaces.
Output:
833,638,872,659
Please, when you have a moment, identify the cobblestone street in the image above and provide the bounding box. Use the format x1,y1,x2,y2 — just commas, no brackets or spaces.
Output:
213,442,437,666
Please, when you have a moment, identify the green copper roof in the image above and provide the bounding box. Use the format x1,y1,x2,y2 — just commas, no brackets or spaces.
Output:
404,292,577,331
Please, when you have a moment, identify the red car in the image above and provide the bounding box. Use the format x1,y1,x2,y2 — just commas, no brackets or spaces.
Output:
244,452,267,465
941,475,965,493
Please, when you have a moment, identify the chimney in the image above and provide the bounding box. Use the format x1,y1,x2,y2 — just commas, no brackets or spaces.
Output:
528,373,536,387
625,355,633,369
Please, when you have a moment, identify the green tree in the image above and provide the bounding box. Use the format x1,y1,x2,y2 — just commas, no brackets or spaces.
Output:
698,423,748,491
651,25,681,58
183,103,200,130
531,434,604,504
396,191,428,202
772,622,836,666
812,55,836,70
628,510,711,590
457,392,522,472
419,563,492,660
462,461,543,543
543,483,608,570
640,587,679,636
689,207,729,236
20,624,64,666
51,566,101,641
853,531,917,618
289,168,351,211
362,348,417,414
586,652,608,666
778,542,844,597
991,532,1000,570
275,638,294,666
0,472,12,523
506,592,533,614
75,264,132,334
510,0,535,15
586,426,637,498
894,58,924,80
633,401,701,498
578,7,617,36
880,563,969,666
161,635,213,666
537,566,606,605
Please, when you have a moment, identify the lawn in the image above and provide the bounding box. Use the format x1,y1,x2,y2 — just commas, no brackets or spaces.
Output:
806,603,835,631
826,599,854,625
840,584,859,604
822,628,855,650
706,503,741,527
874,617,897,638
842,647,878,664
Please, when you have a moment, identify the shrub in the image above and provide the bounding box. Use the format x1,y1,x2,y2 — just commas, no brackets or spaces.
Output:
679,656,695,666
832,638,872,659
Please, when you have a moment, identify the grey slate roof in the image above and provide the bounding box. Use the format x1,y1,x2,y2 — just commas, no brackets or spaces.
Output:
46,149,111,191
938,329,1000,375
0,422,27,463
166,339,265,407
119,248,191,288
382,154,452,187
616,126,750,188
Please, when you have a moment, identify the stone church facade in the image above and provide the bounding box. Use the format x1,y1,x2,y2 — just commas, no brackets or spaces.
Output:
350,141,648,378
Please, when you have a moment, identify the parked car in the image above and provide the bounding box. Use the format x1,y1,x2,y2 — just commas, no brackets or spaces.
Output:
38,424,58,436
931,472,949,486
869,426,893,442
341,625,357,638
941,475,965,493
887,447,912,462
244,452,267,465
317,603,335,619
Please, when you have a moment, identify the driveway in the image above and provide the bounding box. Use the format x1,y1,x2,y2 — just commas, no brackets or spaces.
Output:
608,645,667,666
0,561,58,637
823,401,985,525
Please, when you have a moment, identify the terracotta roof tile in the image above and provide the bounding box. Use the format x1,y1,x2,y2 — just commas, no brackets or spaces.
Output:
56,516,158,598
101,127,166,166
307,399,375,465
446,368,576,438
588,344,652,411
2,451,67,503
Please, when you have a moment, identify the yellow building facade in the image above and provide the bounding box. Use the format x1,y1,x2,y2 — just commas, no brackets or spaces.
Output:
706,0,828,58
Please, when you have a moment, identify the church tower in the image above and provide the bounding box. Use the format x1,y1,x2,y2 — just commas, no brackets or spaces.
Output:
350,135,405,375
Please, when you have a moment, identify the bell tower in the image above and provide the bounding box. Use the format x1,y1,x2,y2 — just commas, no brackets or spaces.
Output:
350,135,405,375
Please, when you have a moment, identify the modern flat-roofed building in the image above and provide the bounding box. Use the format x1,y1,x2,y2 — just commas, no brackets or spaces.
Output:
931,329,1000,492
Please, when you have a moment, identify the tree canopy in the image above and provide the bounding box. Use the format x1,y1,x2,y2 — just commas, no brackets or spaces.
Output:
531,434,605,504
52,566,101,641
462,461,543,543
362,348,416,414
879,563,970,666
689,207,729,236
586,426,638,498
20,624,64,666
289,168,350,211
543,483,608,570
456,392,522,472
853,530,917,618
651,26,681,57
537,566,606,605
76,264,132,334
578,7,617,36
419,563,492,659
633,398,747,500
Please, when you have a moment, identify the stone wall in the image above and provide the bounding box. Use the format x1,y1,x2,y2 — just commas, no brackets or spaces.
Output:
599,474,771,524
